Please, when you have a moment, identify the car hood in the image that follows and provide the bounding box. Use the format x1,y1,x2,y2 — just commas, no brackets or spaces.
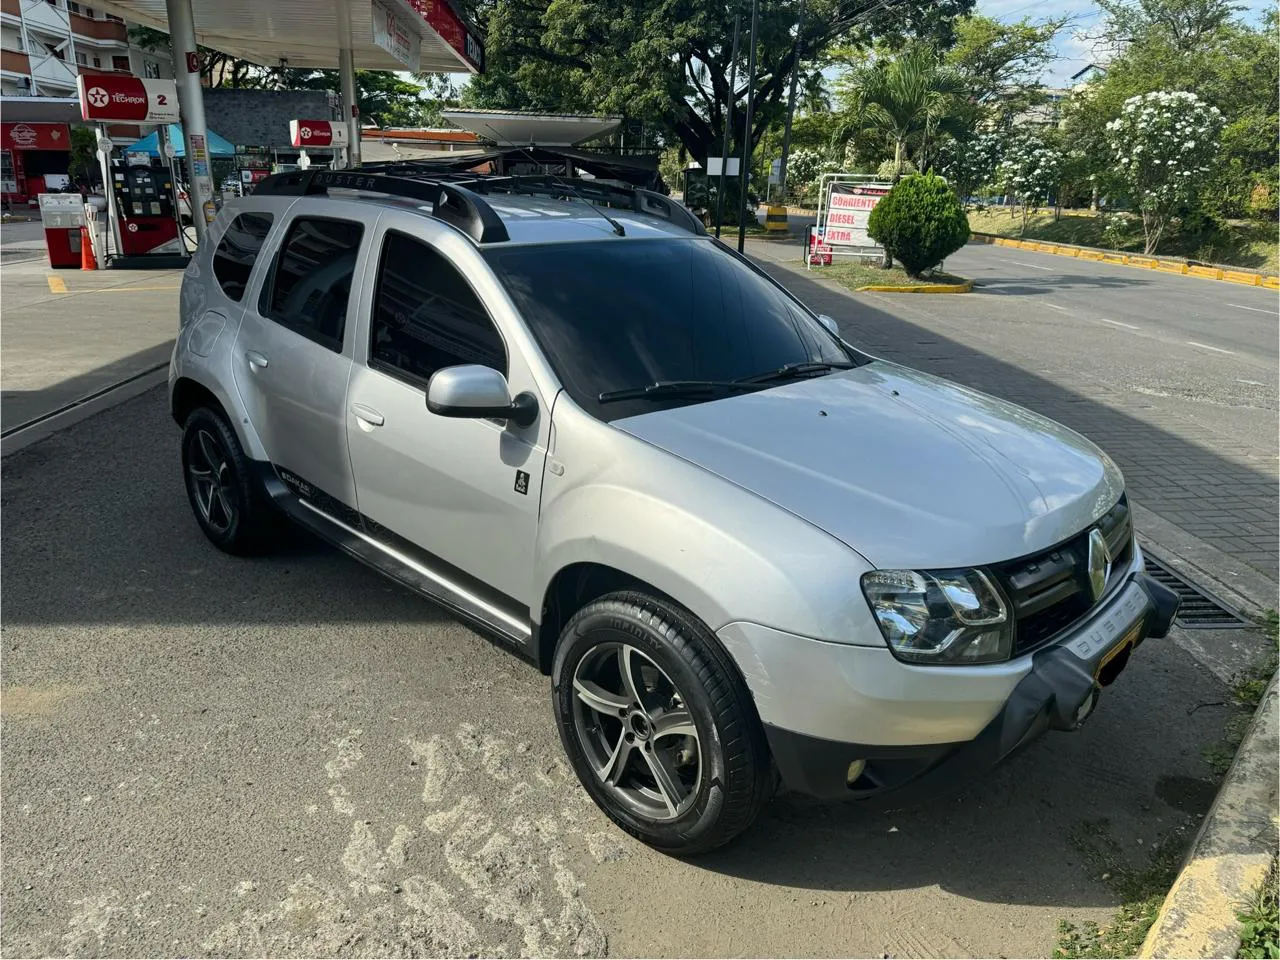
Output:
612,361,1123,570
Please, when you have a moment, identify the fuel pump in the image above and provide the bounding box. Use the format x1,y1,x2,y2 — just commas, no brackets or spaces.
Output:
109,159,180,256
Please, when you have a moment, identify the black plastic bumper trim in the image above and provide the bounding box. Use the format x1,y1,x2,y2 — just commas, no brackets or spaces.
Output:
766,573,1180,803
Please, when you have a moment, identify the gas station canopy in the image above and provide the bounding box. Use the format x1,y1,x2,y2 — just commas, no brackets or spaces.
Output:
93,0,484,73
442,109,622,147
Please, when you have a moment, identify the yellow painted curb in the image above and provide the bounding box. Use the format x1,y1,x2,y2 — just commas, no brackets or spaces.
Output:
856,279,974,294
1223,269,1262,286
968,231,1279,287
1140,677,1279,959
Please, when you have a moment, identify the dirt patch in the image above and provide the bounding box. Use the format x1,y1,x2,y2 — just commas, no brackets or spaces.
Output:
1,685,88,718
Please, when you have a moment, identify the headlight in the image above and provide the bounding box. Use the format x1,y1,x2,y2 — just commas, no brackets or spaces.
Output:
860,568,1012,664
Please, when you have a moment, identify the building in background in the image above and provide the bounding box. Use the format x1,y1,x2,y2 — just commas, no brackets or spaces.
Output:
0,0,172,101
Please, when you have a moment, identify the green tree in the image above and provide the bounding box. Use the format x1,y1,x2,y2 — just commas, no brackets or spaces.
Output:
1106,90,1224,253
866,172,970,276
463,0,975,168
833,45,965,263
1095,0,1242,52
128,26,267,88
68,126,98,186
283,70,449,127
834,46,966,180
996,132,1064,233
944,13,1067,119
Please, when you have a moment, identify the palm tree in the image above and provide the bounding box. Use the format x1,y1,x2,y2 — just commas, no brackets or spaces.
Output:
834,46,966,265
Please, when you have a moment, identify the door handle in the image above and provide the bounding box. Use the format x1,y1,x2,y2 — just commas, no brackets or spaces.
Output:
350,403,385,427
245,350,269,370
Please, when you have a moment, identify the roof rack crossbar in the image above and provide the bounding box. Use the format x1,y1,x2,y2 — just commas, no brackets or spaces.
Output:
252,168,510,244
250,168,705,240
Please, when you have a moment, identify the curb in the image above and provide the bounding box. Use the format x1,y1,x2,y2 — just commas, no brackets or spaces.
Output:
968,233,1280,288
1140,675,1279,959
856,279,974,293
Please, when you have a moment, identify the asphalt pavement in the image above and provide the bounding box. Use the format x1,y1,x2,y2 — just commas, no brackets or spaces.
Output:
0,390,1242,958
3,237,1272,957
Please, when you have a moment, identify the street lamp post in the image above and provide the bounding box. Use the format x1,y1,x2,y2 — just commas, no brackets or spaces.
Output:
777,0,807,204
735,0,759,253
714,13,740,240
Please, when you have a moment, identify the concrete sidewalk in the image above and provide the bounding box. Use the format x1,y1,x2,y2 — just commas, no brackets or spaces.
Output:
1,257,181,440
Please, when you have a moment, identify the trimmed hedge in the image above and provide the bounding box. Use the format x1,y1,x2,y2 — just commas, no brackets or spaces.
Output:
867,174,970,276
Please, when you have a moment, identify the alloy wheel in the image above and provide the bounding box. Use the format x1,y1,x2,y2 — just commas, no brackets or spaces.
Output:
187,428,236,535
570,641,702,820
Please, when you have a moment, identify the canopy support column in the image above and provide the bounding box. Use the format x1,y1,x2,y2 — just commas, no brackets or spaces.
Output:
337,0,361,167
164,0,214,241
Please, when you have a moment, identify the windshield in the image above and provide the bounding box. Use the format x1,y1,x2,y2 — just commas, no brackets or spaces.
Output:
483,237,856,421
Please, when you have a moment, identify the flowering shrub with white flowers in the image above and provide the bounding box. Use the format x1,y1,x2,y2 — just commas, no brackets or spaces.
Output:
936,132,1004,204
786,148,825,192
996,134,1063,234
1106,91,1223,254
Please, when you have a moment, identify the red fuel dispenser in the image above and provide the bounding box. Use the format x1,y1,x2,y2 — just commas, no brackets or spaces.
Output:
110,162,180,256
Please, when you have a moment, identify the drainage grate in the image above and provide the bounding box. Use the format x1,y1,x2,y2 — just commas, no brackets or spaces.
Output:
1143,554,1252,629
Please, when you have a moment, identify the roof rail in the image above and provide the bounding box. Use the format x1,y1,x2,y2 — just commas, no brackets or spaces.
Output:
251,168,706,241
478,175,705,236
252,168,510,244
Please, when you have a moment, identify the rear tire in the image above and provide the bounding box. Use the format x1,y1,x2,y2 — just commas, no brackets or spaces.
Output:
181,407,277,555
553,590,772,856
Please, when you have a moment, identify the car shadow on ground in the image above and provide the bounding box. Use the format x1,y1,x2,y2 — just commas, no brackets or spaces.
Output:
970,272,1158,296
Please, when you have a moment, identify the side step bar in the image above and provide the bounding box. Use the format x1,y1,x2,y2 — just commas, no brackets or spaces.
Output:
262,469,533,650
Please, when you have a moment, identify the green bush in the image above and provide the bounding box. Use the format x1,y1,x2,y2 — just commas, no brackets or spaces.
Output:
867,174,970,277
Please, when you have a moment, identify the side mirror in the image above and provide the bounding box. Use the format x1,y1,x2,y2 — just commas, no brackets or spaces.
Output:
816,314,839,336
426,365,538,428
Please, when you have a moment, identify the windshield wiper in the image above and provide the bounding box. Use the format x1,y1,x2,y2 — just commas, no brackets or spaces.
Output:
597,379,764,404
734,360,856,385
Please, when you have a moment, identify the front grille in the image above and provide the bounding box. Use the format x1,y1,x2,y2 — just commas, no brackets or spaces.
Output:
992,495,1133,655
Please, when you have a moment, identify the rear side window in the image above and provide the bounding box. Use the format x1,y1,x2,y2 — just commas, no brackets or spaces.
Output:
369,230,506,385
212,212,273,301
262,216,364,351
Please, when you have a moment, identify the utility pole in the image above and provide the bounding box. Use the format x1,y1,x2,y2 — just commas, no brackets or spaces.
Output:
714,13,740,240
777,0,807,204
735,0,759,253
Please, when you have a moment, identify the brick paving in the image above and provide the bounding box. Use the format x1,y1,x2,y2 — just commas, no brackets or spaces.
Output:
747,242,1279,581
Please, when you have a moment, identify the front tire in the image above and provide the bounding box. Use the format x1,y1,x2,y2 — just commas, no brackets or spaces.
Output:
553,591,772,855
181,407,276,555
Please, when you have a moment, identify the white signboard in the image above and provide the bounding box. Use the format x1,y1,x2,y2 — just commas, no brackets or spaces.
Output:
822,184,891,246
705,157,740,177
37,192,86,229
77,74,180,124
371,0,422,71
768,157,781,185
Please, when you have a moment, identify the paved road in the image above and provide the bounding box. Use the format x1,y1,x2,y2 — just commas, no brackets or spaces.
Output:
0,256,180,433
1,218,51,264
750,239,1279,581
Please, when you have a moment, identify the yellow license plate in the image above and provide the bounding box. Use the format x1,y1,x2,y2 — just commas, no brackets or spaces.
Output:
1094,619,1145,682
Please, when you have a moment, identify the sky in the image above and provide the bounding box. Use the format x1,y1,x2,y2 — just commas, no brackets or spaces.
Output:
977,0,1275,86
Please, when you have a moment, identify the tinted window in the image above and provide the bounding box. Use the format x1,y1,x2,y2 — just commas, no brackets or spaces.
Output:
264,217,363,351
370,231,505,385
484,238,852,421
212,212,273,301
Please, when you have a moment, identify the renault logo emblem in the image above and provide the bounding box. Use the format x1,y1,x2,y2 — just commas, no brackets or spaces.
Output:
1087,528,1112,602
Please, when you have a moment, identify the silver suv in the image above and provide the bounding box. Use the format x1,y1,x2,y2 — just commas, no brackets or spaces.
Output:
170,169,1179,854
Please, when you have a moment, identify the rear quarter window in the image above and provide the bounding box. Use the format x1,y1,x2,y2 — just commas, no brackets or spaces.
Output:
212,212,274,302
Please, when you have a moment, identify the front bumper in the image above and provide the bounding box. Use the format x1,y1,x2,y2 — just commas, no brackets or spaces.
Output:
758,572,1180,802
